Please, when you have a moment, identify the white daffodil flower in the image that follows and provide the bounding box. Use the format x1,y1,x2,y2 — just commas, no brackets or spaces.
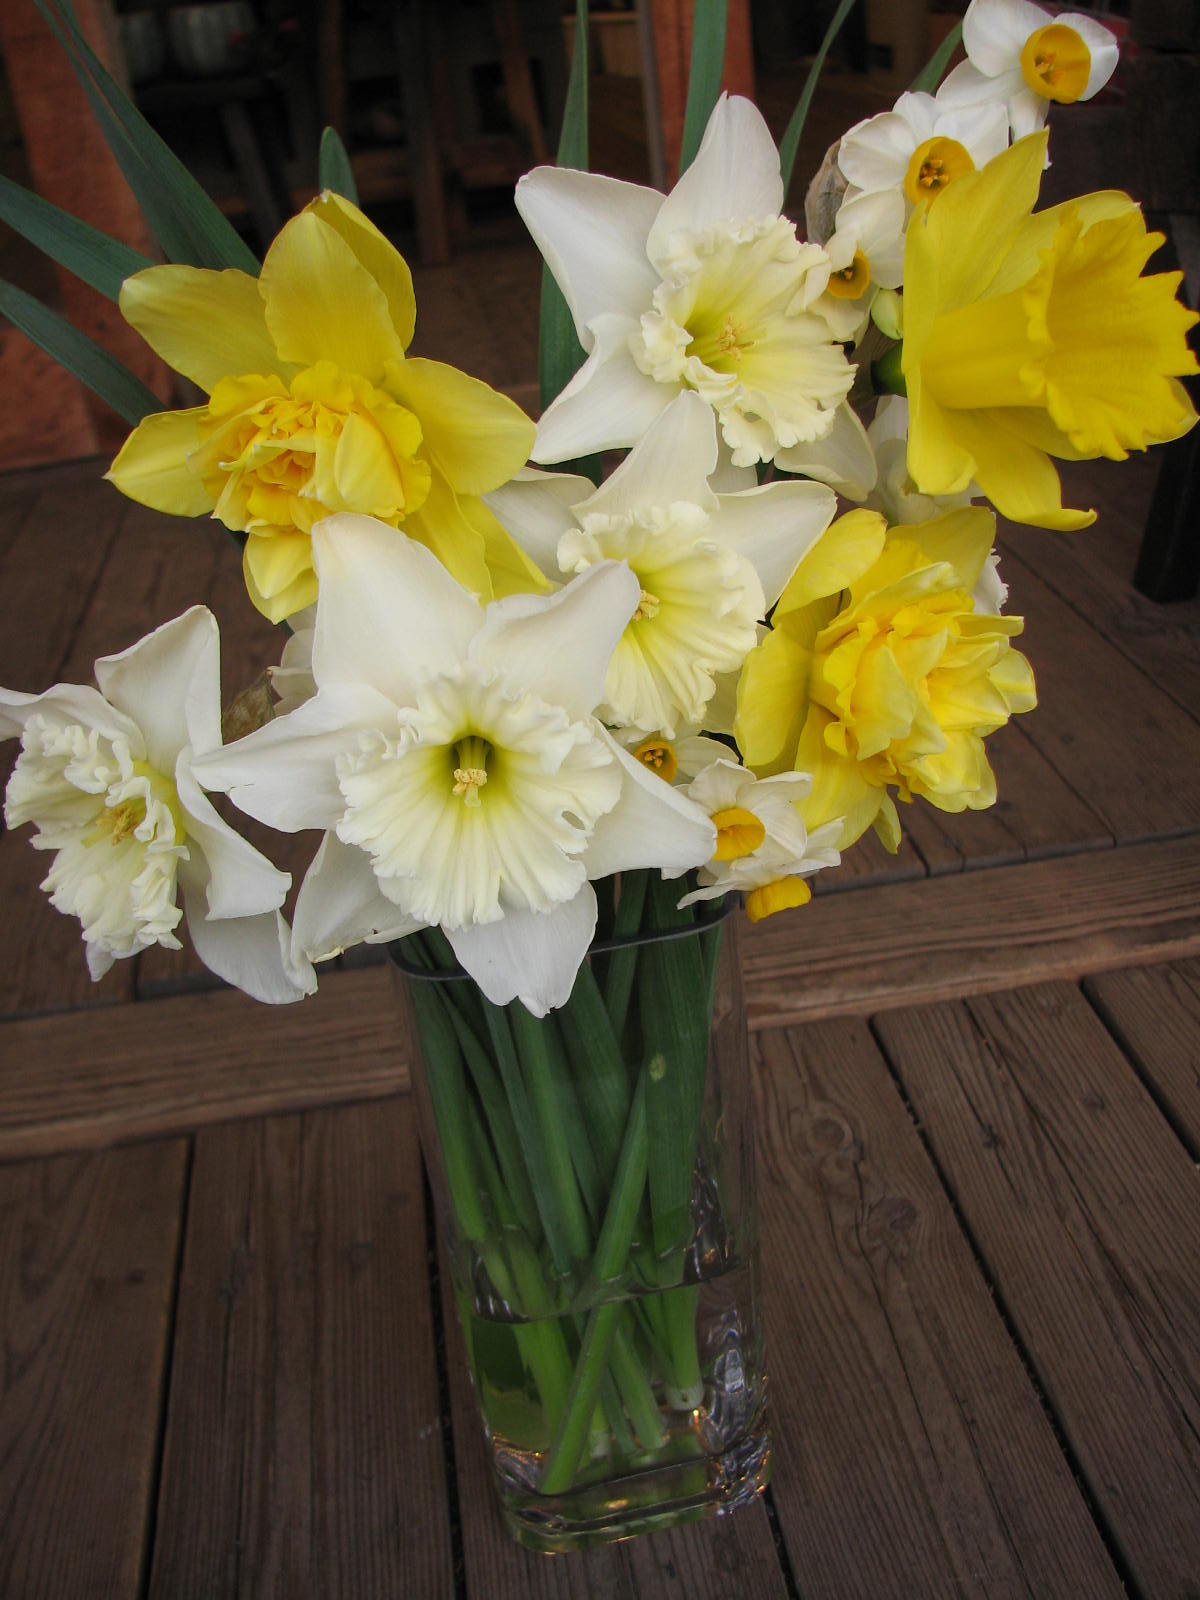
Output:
866,395,976,526
838,89,1009,210
0,608,314,1003
610,725,731,788
486,394,836,739
194,514,717,1016
938,0,1119,141
515,94,855,472
668,759,842,921
813,188,907,342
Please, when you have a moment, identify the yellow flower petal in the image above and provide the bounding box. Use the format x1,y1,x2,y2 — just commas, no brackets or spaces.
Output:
385,357,535,496
260,211,406,382
304,191,416,350
243,528,318,623
746,876,810,922
106,408,215,517
775,509,888,618
904,507,998,593
402,471,494,599
735,621,812,777
457,494,551,600
119,266,280,394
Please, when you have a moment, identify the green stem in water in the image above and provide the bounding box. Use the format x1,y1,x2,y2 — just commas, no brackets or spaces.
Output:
602,867,648,1042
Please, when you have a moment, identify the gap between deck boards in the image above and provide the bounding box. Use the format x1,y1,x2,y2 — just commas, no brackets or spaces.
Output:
1,832,1198,1161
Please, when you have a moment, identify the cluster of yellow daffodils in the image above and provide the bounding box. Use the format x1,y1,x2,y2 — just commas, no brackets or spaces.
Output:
109,192,537,621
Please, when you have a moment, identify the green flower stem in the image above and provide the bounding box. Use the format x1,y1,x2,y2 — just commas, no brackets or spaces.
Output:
599,1370,637,1458
602,867,649,1042
660,1285,704,1408
406,982,488,1243
560,961,633,1181
610,1314,669,1451
540,1074,649,1492
540,1012,604,1227
509,1005,593,1265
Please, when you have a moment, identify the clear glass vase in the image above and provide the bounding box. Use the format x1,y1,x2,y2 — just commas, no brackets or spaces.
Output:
390,883,770,1553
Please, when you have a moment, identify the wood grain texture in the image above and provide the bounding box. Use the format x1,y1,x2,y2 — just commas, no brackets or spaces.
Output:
0,967,406,1160
996,547,1200,841
741,834,1200,1029
1084,957,1200,1152
0,1138,187,1599
148,1099,454,1599
753,1017,1124,1600
874,983,1200,1597
438,1251,791,1599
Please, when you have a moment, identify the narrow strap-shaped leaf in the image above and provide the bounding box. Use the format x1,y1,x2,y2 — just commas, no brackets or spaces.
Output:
318,127,359,205
33,0,260,274
538,0,589,419
910,21,964,94
778,0,860,196
678,0,727,177
0,278,161,425
0,176,152,303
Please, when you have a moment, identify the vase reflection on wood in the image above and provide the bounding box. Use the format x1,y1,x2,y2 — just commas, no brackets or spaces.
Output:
391,882,769,1552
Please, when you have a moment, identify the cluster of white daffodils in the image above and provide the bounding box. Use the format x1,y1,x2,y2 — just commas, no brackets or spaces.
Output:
11,0,1188,1019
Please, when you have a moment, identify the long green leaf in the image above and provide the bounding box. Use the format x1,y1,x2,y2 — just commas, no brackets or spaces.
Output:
0,279,160,425
910,21,964,94
33,0,260,273
318,127,359,205
538,0,589,418
778,0,860,196
678,0,727,177
0,177,152,303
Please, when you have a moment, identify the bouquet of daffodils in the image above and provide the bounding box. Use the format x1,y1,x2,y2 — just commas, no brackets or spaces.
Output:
1,0,1196,1544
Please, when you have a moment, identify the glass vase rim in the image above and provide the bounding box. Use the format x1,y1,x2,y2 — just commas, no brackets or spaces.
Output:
387,892,736,984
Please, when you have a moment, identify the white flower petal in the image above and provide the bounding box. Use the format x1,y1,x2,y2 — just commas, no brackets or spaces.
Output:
292,830,422,962
310,515,482,702
774,402,878,500
1008,84,1049,140
583,734,715,879
575,392,719,521
532,316,675,463
514,167,662,348
484,467,595,576
838,110,919,192
647,96,784,270
470,561,640,723
194,682,394,832
964,0,1049,75
175,757,291,918
94,606,221,769
445,883,598,1016
0,682,138,746
709,480,837,610
180,872,315,1003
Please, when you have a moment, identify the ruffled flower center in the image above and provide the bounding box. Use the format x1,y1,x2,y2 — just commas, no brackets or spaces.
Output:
334,668,622,930
4,717,188,969
629,216,855,467
827,249,871,300
1020,24,1091,104
558,502,762,737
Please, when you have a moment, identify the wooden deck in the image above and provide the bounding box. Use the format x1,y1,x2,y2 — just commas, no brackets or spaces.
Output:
1,423,1199,1593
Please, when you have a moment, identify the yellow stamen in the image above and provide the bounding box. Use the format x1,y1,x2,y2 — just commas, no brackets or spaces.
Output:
1020,24,1091,104
452,736,490,807
827,249,871,300
711,806,766,861
746,876,811,922
88,797,145,847
633,588,661,622
633,738,678,784
904,137,974,208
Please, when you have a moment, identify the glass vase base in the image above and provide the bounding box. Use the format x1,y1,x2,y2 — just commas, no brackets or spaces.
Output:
492,1422,772,1554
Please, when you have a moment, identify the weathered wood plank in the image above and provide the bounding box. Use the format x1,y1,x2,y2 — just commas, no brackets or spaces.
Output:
1084,957,1200,1152
438,1250,791,1598
0,1138,187,1599
147,1099,454,1599
994,547,1200,840
742,834,1200,1029
813,822,926,894
753,1017,1124,1600
874,983,1200,1597
0,967,405,1160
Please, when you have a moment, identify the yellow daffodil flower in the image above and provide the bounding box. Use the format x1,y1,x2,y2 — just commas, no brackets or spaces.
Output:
734,507,1037,852
902,132,1199,531
108,193,537,622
